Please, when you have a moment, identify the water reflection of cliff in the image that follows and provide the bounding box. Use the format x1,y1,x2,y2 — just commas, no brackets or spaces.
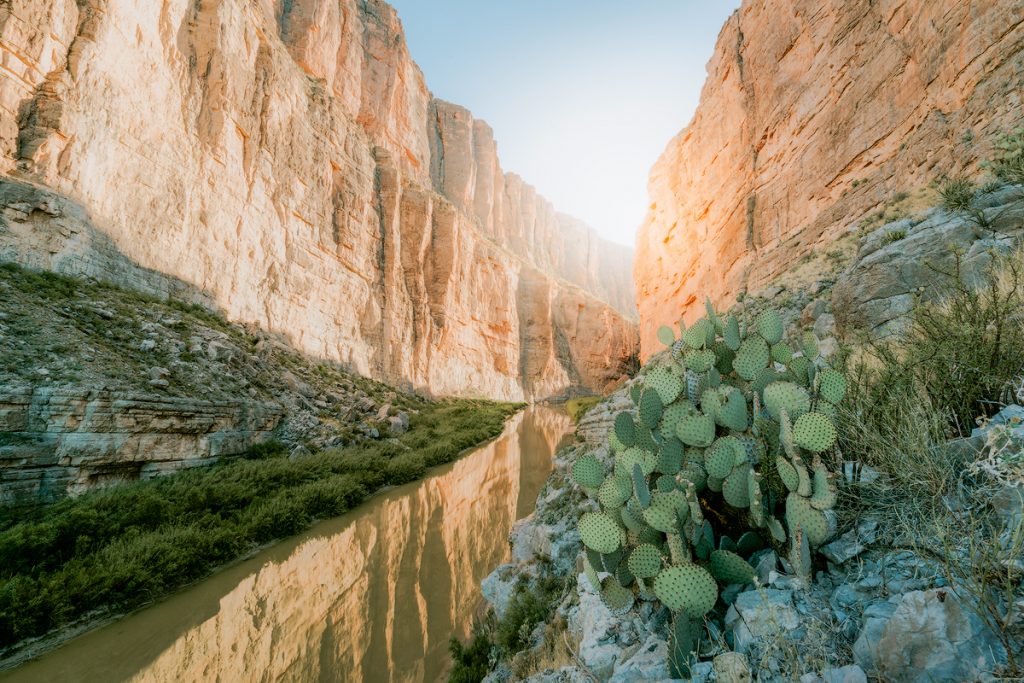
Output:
2,407,573,683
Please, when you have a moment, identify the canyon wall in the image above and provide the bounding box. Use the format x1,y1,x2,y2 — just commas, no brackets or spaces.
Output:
0,0,637,400
635,0,1024,358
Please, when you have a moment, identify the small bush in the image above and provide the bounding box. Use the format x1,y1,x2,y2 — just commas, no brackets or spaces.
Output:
565,396,601,423
882,229,907,244
939,176,977,213
987,129,1024,186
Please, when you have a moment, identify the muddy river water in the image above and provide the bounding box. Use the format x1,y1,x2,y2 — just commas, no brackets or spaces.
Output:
2,406,574,683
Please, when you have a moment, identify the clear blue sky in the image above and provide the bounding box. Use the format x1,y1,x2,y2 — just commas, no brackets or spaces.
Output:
388,1,741,246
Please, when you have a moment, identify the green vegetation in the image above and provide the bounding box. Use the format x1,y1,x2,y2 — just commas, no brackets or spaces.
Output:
882,229,907,244
569,304,844,675
838,248,1024,671
0,397,522,650
987,128,1024,186
939,176,978,213
565,396,601,423
448,571,571,682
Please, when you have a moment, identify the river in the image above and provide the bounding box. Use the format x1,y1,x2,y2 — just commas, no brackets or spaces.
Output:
1,406,574,683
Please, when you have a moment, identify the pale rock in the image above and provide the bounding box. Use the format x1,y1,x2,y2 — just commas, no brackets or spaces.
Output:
570,573,622,680
0,0,638,401
387,412,409,435
609,635,675,682
480,563,519,620
148,367,170,381
725,589,800,653
139,339,156,352
714,652,752,683
853,589,1008,682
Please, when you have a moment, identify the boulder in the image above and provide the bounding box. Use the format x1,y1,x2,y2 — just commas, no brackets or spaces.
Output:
853,589,1008,681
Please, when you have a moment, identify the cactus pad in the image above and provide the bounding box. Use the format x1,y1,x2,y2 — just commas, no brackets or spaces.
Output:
734,337,771,380
656,438,684,475
706,437,739,479
810,464,837,510
723,315,741,351
599,475,632,509
817,368,847,405
646,367,683,405
614,412,637,447
763,381,811,421
628,543,663,579
579,512,625,554
601,576,635,615
718,387,749,431
722,465,751,508
682,319,712,349
638,390,664,429
776,456,800,492
771,342,793,365
653,564,718,617
657,325,677,347
571,453,605,489
756,310,784,345
793,412,837,452
643,499,679,533
709,549,756,585
676,413,715,447
785,493,831,546
685,349,716,373
801,331,819,360
766,516,786,543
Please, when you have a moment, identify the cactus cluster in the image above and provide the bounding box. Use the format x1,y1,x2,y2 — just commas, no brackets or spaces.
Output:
571,299,845,670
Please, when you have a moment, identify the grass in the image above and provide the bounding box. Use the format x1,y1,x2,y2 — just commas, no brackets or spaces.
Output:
565,396,601,423
0,399,523,651
939,176,978,213
837,248,1024,674
882,229,907,244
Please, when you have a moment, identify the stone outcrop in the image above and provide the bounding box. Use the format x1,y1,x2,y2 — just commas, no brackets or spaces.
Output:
635,0,1024,358
0,388,282,506
0,0,637,400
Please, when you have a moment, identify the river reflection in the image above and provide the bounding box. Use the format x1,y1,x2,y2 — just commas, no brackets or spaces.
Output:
2,406,574,683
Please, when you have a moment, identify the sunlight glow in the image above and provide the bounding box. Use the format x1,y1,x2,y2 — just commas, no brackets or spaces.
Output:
389,1,741,247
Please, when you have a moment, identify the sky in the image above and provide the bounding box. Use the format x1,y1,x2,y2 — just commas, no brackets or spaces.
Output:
388,1,741,247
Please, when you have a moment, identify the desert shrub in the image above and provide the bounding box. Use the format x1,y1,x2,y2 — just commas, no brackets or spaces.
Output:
842,249,1024,443
565,396,601,423
939,176,977,213
987,129,1024,186
882,229,906,244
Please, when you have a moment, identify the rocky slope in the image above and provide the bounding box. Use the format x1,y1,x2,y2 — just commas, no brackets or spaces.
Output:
0,0,637,400
635,0,1024,358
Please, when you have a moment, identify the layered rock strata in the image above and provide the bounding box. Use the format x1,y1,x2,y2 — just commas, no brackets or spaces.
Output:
636,0,1024,358
0,388,282,506
0,0,637,400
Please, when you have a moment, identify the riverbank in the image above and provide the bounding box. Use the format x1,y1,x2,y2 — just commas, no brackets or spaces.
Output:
0,398,522,661
0,406,572,682
0,264,531,659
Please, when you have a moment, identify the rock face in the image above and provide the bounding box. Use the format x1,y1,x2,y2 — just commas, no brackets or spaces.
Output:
635,0,1024,358
0,388,282,506
0,0,637,401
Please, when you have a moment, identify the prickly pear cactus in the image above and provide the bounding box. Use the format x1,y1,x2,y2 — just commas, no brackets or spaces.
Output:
573,299,845,620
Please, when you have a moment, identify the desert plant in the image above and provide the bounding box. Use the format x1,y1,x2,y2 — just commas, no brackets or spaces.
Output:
882,230,907,244
571,301,845,673
939,176,977,213
987,129,1024,186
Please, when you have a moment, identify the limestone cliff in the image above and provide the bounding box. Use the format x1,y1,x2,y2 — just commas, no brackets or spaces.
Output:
635,0,1024,358
0,0,637,400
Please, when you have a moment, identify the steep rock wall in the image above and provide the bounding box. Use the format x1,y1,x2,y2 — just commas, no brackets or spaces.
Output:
635,0,1024,358
0,0,637,400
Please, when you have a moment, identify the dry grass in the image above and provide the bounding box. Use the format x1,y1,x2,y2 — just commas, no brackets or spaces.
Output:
837,248,1024,674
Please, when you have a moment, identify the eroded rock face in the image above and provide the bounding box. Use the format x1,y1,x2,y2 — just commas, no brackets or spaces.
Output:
635,0,1024,358
0,0,637,400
